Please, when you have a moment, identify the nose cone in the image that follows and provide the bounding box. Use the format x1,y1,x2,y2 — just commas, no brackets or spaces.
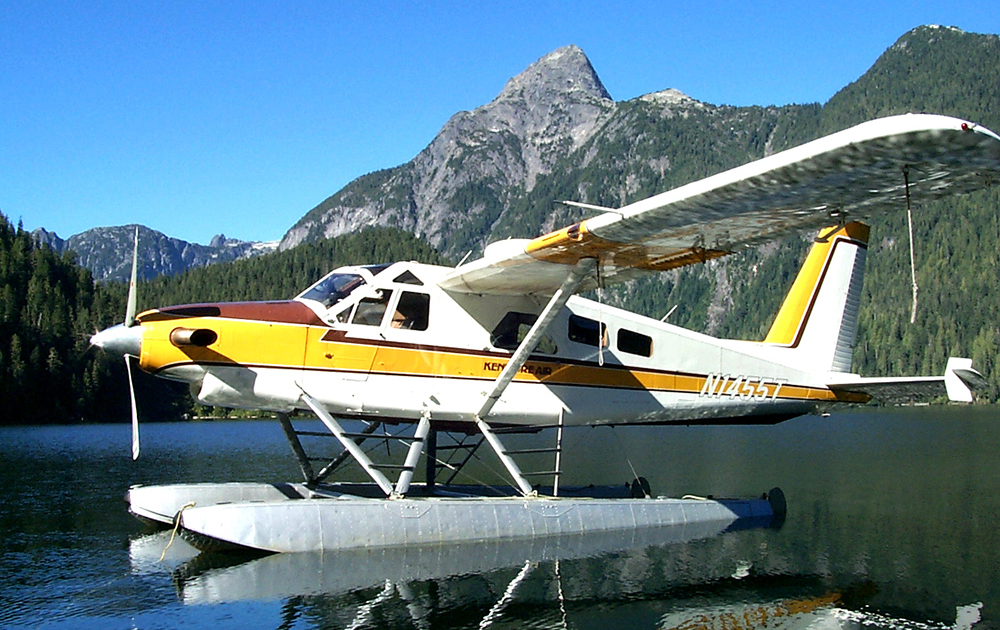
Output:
91,323,143,357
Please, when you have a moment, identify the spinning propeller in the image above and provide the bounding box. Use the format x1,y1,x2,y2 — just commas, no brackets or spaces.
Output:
90,228,143,459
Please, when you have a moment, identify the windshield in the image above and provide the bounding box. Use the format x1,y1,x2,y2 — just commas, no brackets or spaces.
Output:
298,272,365,308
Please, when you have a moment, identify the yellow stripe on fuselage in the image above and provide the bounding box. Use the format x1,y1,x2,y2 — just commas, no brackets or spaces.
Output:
139,315,856,403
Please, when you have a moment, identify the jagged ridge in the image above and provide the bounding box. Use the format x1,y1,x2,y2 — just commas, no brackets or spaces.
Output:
34,226,277,282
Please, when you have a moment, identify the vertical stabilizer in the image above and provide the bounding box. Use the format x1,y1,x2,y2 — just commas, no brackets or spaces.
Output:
764,222,869,373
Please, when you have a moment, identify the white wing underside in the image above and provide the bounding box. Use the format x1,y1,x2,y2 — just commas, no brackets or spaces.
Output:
440,114,1000,296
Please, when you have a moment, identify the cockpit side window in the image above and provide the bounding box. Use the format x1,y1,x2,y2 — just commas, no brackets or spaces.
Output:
351,290,394,326
299,273,365,308
390,292,430,331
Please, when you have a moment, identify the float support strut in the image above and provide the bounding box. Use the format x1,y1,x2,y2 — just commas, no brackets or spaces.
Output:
298,389,395,497
277,412,315,484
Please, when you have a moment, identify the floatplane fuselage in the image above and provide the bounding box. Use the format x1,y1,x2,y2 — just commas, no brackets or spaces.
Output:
99,224,877,430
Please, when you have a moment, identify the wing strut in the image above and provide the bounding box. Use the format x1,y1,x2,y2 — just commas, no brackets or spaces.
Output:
477,257,596,420
475,257,597,496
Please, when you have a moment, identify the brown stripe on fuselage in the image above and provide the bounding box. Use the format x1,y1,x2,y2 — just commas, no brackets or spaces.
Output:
139,300,325,326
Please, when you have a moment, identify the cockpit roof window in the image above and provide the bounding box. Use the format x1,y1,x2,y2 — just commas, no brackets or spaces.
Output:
297,272,366,308
393,270,423,286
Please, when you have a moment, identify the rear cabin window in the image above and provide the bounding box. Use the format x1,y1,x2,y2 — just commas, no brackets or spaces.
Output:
491,312,557,354
618,328,653,357
568,314,607,347
390,292,430,331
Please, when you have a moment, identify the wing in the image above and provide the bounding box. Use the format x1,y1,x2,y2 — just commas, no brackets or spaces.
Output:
440,114,1000,295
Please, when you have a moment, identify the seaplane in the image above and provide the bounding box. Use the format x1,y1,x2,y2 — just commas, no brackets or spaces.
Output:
92,113,1000,554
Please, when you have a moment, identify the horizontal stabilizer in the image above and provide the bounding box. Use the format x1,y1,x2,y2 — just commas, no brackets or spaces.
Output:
827,357,984,404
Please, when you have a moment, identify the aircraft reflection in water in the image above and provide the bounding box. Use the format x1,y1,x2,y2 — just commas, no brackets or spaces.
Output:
129,519,983,630
135,509,776,603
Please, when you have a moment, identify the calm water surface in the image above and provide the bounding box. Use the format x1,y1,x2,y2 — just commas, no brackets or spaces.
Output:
1,405,998,629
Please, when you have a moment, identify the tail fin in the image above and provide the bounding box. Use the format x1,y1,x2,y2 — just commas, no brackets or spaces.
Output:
764,222,869,373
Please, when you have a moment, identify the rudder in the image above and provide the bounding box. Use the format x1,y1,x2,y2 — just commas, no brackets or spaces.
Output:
764,222,869,373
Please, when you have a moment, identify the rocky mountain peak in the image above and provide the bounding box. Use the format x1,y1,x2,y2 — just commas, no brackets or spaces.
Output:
494,45,612,106
280,45,619,254
891,24,970,50
33,225,277,282
423,45,616,191
639,88,703,108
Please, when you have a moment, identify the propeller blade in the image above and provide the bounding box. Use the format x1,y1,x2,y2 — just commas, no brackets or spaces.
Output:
125,355,140,460
125,227,139,327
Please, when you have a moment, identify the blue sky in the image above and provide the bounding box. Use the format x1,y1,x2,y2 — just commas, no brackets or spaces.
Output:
3,1,999,245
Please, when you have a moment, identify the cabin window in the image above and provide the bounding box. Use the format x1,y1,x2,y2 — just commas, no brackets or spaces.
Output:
298,272,365,308
351,289,393,326
568,314,607,347
618,328,652,357
393,270,424,286
391,292,430,330
491,312,557,354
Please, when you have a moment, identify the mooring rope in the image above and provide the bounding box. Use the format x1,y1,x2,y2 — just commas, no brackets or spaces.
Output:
159,501,196,562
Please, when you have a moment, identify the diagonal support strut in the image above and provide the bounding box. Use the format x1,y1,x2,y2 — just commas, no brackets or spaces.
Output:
298,388,396,496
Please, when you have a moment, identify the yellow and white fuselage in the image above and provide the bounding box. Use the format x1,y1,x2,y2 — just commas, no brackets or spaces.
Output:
105,223,892,429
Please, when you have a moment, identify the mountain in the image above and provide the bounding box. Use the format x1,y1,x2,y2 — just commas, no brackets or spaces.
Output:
821,25,1000,134
280,45,617,258
279,44,830,262
33,225,278,282
282,26,1000,257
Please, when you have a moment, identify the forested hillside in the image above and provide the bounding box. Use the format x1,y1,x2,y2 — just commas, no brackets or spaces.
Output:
0,215,128,423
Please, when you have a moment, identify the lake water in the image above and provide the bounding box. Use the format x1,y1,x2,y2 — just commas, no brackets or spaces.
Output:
1,405,998,629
